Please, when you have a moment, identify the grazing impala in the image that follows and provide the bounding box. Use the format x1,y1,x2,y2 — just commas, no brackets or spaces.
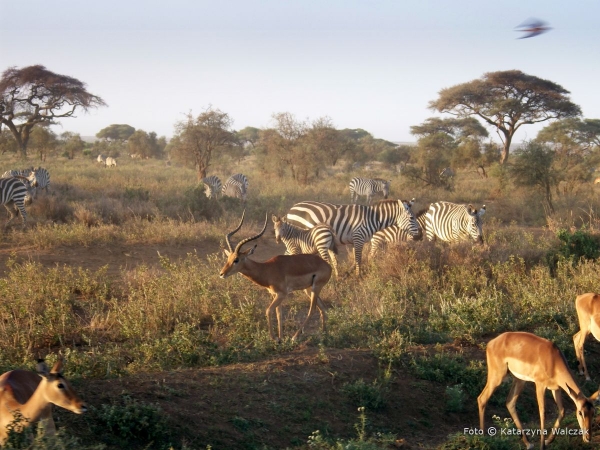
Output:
573,292,600,381
219,211,332,341
478,332,599,449
0,358,87,443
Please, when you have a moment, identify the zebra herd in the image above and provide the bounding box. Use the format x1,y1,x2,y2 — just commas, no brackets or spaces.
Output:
202,174,249,202
97,155,117,167
0,167,51,228
276,176,486,276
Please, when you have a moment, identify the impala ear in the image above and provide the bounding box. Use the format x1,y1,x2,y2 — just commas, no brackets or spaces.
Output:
223,248,231,257
51,357,64,374
36,359,50,377
565,383,578,399
247,244,258,256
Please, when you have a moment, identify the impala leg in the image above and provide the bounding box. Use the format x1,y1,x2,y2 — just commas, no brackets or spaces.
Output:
266,293,286,341
534,383,547,450
328,250,339,279
544,389,563,446
477,363,507,431
505,379,532,449
573,329,590,380
293,288,318,341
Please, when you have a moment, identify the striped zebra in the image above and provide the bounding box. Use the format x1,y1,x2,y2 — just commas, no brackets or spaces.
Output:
424,201,486,244
0,177,35,228
1,168,38,199
201,175,222,199
349,177,391,204
31,167,50,194
286,199,419,276
272,215,339,277
369,208,428,259
222,173,248,201
105,157,117,167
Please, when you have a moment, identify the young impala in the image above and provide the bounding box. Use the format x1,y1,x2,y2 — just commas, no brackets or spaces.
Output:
478,332,599,449
219,211,332,341
573,292,600,381
0,358,87,443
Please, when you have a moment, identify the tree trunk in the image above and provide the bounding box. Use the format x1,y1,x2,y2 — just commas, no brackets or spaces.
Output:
500,138,511,165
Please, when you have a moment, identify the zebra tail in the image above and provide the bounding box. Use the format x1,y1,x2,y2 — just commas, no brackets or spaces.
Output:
330,239,339,255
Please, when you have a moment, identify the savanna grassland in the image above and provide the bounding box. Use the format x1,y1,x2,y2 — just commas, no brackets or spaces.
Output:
2,154,600,450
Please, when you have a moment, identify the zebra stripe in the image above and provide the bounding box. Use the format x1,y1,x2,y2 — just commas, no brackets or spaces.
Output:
272,215,339,277
0,177,33,228
201,176,222,199
425,201,486,244
349,177,391,204
286,199,419,275
1,168,38,199
369,208,427,259
222,173,248,201
32,167,50,193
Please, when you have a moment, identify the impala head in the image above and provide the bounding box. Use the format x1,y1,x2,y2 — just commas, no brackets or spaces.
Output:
37,358,87,414
567,384,598,443
220,211,268,278
467,204,486,244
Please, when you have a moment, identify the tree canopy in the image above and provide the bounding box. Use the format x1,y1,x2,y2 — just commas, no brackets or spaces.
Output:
429,70,581,164
169,108,235,180
97,124,135,142
0,65,105,157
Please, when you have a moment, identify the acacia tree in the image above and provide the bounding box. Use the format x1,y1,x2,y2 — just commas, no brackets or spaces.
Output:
61,131,85,160
429,70,581,164
29,126,57,161
0,65,105,157
96,124,135,142
169,108,234,180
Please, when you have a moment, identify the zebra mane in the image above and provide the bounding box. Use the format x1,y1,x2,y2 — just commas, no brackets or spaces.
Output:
415,208,428,218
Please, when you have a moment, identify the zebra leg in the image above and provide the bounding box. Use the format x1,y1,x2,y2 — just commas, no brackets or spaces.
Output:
16,201,27,228
352,240,365,276
3,204,18,229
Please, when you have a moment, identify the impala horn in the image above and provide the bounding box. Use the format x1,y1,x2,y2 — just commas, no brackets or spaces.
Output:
233,213,269,254
225,210,246,253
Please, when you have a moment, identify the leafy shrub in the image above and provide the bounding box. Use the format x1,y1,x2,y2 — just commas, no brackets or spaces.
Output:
341,378,390,411
548,229,600,268
445,384,467,413
92,396,169,447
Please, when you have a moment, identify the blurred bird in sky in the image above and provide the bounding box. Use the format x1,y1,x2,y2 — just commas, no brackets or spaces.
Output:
515,18,551,39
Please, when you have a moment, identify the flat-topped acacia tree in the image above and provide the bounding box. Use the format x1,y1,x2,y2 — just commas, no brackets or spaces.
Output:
429,70,581,164
0,65,106,158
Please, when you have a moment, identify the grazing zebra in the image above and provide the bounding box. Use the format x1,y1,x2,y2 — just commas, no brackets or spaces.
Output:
286,199,419,276
97,154,106,164
222,173,248,201
1,169,37,199
349,177,391,204
105,157,117,167
0,177,34,228
369,208,428,259
31,167,50,194
272,215,339,277
424,201,486,244
201,175,222,199
439,167,455,179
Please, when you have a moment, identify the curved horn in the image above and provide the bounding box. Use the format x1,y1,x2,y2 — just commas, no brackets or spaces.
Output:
233,213,268,254
225,210,246,252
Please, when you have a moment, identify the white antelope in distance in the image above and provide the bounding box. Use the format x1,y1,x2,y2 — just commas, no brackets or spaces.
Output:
478,331,599,450
219,211,332,341
272,215,339,278
97,154,105,164
104,157,117,167
0,358,87,443
573,292,600,381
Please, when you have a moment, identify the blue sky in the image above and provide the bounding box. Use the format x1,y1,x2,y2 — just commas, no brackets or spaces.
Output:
1,0,599,143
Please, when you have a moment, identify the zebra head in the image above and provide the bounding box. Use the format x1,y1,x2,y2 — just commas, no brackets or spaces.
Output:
382,180,391,199
397,198,420,239
271,215,287,244
220,211,268,278
467,204,486,244
13,176,36,204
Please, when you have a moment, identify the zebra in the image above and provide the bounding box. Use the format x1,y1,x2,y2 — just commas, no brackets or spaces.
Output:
424,201,486,244
105,157,117,167
201,176,222,199
31,167,50,194
439,167,455,179
1,169,38,199
349,177,391,204
369,208,428,259
97,154,106,164
272,215,339,277
286,199,419,276
0,177,35,228
222,173,248,201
